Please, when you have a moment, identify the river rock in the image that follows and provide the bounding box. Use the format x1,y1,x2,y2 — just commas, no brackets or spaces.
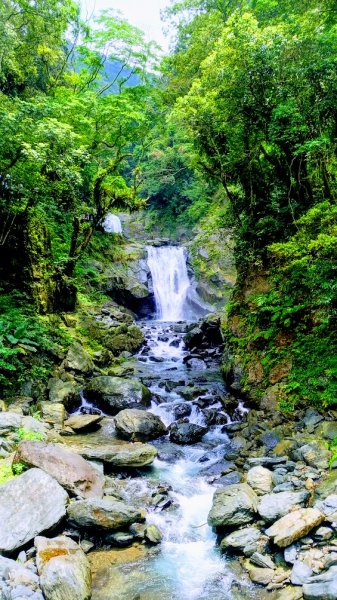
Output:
265,508,324,547
246,466,273,495
316,472,337,498
0,411,22,433
169,422,207,444
35,535,91,600
48,378,80,411
258,490,309,522
208,484,258,528
291,560,313,585
315,495,337,522
220,527,262,556
64,414,104,431
114,409,167,441
320,420,337,440
40,401,65,426
145,524,163,544
246,565,274,586
0,555,43,599
84,376,151,415
13,440,105,499
78,441,157,467
67,497,143,529
63,342,94,374
250,552,275,569
295,442,330,470
0,468,68,553
302,566,337,599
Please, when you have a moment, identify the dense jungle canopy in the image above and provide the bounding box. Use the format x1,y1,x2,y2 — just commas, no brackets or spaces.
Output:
1,0,337,410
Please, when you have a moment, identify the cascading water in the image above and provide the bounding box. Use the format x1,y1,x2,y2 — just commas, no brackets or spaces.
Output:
102,213,122,233
146,245,193,321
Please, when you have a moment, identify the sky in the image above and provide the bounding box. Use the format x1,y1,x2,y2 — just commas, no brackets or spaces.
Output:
81,0,172,52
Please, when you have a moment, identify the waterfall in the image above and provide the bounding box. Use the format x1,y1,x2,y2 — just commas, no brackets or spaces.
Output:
147,246,191,321
102,213,122,233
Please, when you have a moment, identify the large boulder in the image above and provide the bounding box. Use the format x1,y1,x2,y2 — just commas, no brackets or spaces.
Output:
220,527,262,556
35,535,91,600
78,441,157,468
246,466,273,495
303,566,337,599
208,484,258,528
258,490,309,522
67,497,144,530
0,468,68,554
169,422,206,445
114,409,167,441
0,411,22,433
13,440,105,499
84,376,151,415
48,377,81,411
266,508,324,548
63,342,94,374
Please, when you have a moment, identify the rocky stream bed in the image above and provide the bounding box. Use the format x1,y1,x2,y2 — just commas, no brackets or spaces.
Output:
1,245,337,599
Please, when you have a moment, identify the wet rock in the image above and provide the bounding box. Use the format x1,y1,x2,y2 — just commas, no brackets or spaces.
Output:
246,466,273,495
169,422,206,444
107,532,134,546
84,376,151,415
145,524,163,544
64,414,104,432
303,566,337,599
67,497,143,530
114,409,167,441
173,403,192,419
78,440,157,467
13,440,105,499
218,471,242,486
208,484,258,528
258,490,310,522
35,535,91,600
0,468,68,554
291,560,313,585
63,342,94,374
265,508,324,548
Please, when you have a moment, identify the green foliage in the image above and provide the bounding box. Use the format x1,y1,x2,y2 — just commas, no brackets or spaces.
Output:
15,428,44,442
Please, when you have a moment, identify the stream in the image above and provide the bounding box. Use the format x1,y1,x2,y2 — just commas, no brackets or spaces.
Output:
90,245,255,599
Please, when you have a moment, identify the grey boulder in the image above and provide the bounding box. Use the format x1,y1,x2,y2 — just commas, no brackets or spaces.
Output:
169,422,206,445
84,376,151,415
208,484,258,528
303,566,337,599
114,409,167,441
13,440,105,499
0,468,68,554
67,497,144,530
258,490,309,522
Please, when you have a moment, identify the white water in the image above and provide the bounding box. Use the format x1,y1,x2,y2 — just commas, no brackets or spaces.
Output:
102,213,122,233
147,246,191,321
